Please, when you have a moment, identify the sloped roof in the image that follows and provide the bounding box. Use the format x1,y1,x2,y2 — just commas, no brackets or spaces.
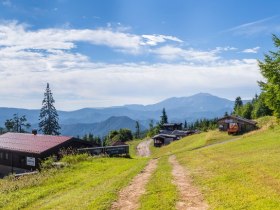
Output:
162,123,182,126
171,130,187,135
218,115,257,125
153,134,176,139
159,130,173,135
0,132,73,154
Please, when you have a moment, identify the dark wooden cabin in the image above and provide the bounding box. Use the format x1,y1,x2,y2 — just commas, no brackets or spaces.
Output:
152,134,177,147
0,132,92,172
217,115,257,134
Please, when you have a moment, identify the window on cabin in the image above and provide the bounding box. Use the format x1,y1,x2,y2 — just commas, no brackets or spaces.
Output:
0,152,3,159
5,153,8,160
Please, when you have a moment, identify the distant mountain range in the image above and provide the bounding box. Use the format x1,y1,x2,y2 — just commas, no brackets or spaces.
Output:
0,93,234,137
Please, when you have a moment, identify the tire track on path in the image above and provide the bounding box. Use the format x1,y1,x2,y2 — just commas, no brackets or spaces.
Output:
169,155,208,210
111,158,158,210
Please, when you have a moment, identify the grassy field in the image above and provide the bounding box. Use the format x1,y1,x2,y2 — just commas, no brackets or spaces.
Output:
0,155,148,210
150,129,236,159
150,117,280,209
1,117,279,209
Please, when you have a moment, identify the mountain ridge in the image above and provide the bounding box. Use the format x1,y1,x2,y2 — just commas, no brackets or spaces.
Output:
0,93,235,136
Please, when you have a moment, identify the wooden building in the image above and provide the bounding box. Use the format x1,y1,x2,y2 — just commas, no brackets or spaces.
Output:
0,132,92,172
152,134,177,147
171,130,189,139
217,115,257,134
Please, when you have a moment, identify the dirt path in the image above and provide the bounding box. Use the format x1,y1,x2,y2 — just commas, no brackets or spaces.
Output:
169,155,208,210
111,158,158,210
136,139,152,157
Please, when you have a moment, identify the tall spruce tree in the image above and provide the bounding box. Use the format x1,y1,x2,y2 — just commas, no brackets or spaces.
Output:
39,83,61,135
233,96,243,115
184,120,188,129
160,108,168,126
258,35,280,118
135,121,140,139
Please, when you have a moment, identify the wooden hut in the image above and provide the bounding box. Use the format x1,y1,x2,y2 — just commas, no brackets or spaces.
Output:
217,115,257,134
152,134,176,147
0,132,92,172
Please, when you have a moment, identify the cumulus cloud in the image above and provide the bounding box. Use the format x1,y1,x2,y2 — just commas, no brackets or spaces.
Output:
152,45,220,62
0,21,183,55
0,21,262,109
141,34,183,46
242,46,260,53
0,21,141,53
0,51,262,109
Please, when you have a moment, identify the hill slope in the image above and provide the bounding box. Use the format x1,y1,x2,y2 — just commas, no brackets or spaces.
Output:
60,116,146,137
150,116,280,209
0,156,148,210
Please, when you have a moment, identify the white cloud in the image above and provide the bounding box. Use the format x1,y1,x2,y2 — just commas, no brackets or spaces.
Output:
152,45,220,62
0,21,262,109
141,34,183,46
242,47,260,53
212,46,238,53
0,21,142,53
0,21,183,55
0,48,262,109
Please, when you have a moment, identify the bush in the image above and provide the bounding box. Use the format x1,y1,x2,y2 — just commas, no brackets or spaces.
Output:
40,156,57,169
61,153,90,164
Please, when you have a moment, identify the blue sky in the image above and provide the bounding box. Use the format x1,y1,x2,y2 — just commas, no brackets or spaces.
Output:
0,0,280,110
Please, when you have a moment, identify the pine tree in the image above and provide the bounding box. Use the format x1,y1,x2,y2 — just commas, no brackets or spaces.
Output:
224,111,229,117
233,96,243,115
258,35,280,118
242,102,253,119
184,120,187,129
135,121,140,139
160,108,168,125
251,93,272,118
39,83,61,135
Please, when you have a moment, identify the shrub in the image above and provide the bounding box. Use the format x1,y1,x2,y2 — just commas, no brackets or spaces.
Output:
61,153,90,164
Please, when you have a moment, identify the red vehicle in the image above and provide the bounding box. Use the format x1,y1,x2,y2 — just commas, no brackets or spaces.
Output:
228,122,239,135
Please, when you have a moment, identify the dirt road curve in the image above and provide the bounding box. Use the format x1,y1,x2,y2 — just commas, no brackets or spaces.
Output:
169,155,208,210
136,139,152,157
111,159,158,210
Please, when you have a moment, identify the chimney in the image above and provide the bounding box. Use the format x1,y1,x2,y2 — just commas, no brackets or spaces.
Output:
32,129,37,135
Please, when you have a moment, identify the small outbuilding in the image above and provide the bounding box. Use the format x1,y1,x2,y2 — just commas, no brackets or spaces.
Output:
217,115,257,134
152,134,177,147
0,132,92,172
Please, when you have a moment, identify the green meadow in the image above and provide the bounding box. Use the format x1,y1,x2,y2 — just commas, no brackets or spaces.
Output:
0,155,148,210
149,116,280,209
0,117,279,209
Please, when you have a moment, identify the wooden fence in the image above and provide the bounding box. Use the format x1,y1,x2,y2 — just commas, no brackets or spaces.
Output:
78,145,129,156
